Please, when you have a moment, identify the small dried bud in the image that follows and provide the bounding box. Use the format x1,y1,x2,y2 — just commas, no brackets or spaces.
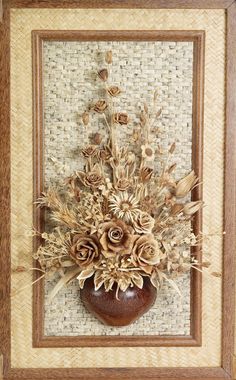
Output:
132,128,141,142
154,89,158,102
82,111,89,126
98,68,108,81
113,113,129,125
91,132,103,145
143,103,148,114
183,201,203,215
140,167,153,183
81,145,97,158
168,163,177,174
169,142,176,154
107,86,121,97
140,111,147,127
105,50,112,64
156,108,162,118
93,100,108,113
175,171,198,198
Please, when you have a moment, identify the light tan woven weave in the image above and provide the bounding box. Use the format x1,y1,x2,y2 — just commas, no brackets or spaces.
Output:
10,8,225,368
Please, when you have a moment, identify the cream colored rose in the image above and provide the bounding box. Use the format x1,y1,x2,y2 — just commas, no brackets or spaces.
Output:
70,234,100,267
99,219,135,255
133,212,155,234
133,234,161,266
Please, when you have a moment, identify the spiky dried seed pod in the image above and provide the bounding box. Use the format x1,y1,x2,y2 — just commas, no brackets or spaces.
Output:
82,111,89,126
140,111,147,127
105,50,112,64
98,68,108,81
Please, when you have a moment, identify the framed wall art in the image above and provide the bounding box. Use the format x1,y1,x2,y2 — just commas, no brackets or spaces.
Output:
0,1,236,380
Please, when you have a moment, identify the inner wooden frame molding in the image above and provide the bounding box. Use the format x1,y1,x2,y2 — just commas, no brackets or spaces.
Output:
32,29,204,349
1,1,236,380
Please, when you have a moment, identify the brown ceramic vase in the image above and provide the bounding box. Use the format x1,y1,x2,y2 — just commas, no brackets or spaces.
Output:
80,276,157,326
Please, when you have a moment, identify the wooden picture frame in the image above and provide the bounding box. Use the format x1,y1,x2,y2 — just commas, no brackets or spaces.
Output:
0,1,236,379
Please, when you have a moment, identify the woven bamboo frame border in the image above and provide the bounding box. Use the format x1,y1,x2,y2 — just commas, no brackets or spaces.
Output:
11,9,222,368
0,1,236,380
32,29,203,348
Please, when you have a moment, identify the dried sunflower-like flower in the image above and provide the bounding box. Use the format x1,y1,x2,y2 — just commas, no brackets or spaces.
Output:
133,234,162,268
109,192,140,222
99,219,135,255
70,234,100,267
113,113,129,125
133,211,155,234
107,86,121,97
94,100,108,113
98,68,108,81
81,145,98,158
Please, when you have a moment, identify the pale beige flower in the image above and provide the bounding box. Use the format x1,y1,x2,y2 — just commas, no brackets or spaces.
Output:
70,234,100,267
133,211,155,234
141,144,155,161
99,219,135,255
133,234,162,268
109,192,140,222
175,171,198,198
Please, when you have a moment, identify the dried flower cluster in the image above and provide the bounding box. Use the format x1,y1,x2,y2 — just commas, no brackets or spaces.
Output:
34,50,217,300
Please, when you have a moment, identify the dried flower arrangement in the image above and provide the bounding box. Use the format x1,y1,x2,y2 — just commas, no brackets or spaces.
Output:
31,50,219,325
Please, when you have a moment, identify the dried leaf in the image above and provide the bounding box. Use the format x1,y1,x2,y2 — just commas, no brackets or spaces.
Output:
48,267,81,302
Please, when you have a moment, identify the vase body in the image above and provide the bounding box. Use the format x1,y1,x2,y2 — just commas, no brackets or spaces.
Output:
80,276,157,326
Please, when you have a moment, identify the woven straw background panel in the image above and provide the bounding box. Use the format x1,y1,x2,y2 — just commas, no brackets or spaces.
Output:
43,40,193,337
10,9,225,368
